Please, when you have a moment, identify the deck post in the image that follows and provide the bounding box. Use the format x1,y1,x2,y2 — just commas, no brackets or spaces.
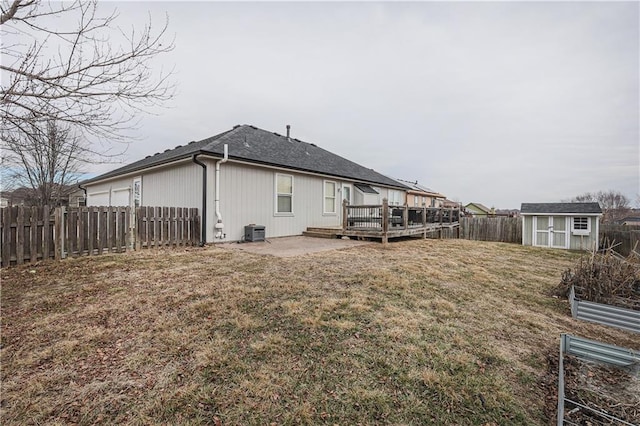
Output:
403,204,408,230
342,199,348,232
382,198,389,244
422,206,427,238
439,206,443,239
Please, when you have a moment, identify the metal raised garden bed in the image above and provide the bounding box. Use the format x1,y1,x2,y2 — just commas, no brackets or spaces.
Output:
557,334,640,425
569,285,640,334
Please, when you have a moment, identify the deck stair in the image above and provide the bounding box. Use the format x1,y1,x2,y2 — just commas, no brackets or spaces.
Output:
302,227,341,239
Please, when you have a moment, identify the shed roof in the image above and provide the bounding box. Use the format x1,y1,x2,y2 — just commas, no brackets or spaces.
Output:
520,202,602,215
83,124,408,190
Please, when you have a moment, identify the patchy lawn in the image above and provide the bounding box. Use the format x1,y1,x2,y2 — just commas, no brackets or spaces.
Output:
1,239,637,425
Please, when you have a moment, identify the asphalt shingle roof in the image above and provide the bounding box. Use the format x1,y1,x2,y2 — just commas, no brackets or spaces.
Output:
520,202,602,215
394,179,443,196
84,125,408,189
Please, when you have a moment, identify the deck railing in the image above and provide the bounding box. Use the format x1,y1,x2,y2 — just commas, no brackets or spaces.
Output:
342,199,460,243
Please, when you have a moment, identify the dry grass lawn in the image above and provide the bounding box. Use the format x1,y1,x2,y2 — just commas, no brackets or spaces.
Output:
1,238,638,425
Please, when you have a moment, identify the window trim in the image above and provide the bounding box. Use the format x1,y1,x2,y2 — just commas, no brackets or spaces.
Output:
323,180,337,215
274,173,294,216
572,216,590,235
388,189,403,206
133,176,142,208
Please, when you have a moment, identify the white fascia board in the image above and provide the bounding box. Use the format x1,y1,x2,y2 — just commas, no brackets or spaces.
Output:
84,157,195,186
520,212,602,217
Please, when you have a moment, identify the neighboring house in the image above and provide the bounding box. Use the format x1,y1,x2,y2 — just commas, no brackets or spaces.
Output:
465,202,493,216
520,202,602,250
67,188,86,207
495,209,520,217
395,179,446,208
442,199,461,209
0,185,84,207
618,216,640,226
81,124,411,243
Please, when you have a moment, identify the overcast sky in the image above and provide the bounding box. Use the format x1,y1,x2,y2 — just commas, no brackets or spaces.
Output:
94,1,639,209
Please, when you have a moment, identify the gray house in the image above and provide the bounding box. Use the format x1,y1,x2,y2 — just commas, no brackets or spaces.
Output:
82,124,410,243
520,202,602,250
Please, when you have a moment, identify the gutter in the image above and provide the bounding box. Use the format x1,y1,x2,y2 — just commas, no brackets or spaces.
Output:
192,154,207,246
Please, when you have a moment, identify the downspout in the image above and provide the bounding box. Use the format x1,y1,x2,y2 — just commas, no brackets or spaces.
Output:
78,183,87,206
214,144,229,239
192,154,207,246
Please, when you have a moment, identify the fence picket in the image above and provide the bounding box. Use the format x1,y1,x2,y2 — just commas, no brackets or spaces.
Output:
43,206,51,261
1,205,199,267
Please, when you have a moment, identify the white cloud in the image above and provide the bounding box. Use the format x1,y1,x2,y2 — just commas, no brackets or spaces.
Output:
82,1,640,208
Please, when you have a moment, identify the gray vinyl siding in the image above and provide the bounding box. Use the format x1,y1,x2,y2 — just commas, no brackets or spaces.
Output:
85,159,405,243
85,160,204,210
217,163,342,242
141,162,202,208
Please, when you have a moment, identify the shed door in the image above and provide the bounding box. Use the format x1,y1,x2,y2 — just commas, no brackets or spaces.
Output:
534,216,568,249
534,216,549,247
550,216,568,248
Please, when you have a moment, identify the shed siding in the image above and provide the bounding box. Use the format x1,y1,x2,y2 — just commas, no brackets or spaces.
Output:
523,216,533,245
568,216,599,250
218,163,342,242
522,215,599,250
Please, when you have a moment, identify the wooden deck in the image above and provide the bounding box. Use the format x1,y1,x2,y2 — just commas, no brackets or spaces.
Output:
307,199,460,244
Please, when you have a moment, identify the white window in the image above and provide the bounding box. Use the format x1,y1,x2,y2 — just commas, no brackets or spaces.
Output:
572,217,590,235
275,173,293,215
133,177,142,208
324,181,336,214
388,190,403,206
414,195,419,207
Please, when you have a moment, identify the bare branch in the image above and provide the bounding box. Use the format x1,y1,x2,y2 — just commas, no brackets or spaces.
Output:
1,0,175,142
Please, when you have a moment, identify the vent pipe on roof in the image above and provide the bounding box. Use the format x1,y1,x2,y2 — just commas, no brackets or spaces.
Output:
286,124,291,141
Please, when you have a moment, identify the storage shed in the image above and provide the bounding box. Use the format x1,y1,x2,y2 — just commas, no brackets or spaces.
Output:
521,202,602,250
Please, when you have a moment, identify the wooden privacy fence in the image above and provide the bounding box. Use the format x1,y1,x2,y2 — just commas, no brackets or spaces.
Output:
460,216,522,243
599,224,640,256
1,206,200,267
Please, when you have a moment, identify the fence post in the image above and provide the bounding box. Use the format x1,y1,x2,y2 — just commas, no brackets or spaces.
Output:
30,206,38,264
403,204,408,230
2,207,12,267
125,206,132,251
54,206,65,260
382,198,389,244
342,199,348,232
422,206,427,239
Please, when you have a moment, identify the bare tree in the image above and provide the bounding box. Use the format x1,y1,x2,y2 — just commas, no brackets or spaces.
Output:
1,0,175,140
568,190,632,223
2,119,89,205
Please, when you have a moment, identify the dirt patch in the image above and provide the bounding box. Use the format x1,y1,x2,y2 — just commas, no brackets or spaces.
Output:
562,355,640,424
218,235,373,257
